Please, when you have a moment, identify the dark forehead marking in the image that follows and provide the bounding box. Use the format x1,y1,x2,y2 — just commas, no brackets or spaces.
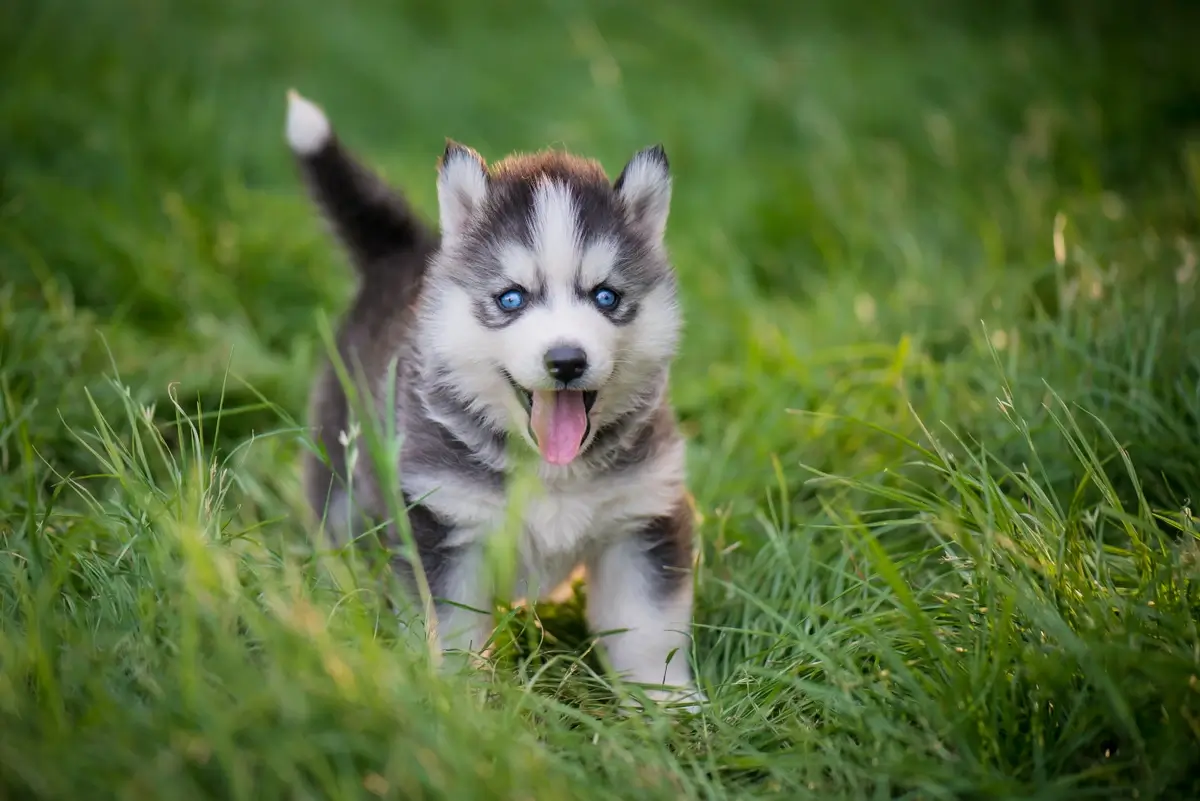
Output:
484,150,626,245
448,148,666,294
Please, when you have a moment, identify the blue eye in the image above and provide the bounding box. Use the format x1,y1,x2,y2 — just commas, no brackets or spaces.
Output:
592,287,619,310
496,289,525,311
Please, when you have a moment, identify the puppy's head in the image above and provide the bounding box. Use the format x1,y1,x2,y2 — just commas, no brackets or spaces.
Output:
419,142,680,467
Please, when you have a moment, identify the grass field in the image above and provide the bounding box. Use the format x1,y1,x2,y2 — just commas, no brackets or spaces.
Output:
3,0,1200,798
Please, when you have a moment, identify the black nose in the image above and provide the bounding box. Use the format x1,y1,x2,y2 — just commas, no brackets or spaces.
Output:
544,346,588,383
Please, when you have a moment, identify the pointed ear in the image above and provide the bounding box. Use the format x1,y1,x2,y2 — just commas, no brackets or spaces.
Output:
437,140,489,240
614,144,671,242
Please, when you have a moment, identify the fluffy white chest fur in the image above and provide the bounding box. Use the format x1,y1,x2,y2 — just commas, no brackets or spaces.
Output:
405,437,686,600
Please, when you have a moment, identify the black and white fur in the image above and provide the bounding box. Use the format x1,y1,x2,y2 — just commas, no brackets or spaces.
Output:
286,90,703,709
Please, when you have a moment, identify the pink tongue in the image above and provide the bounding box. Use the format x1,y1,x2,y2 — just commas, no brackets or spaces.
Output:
530,390,588,465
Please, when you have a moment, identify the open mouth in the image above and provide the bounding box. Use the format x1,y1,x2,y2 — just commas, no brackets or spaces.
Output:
504,372,597,466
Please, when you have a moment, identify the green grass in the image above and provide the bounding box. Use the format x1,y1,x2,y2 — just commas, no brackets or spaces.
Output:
3,0,1200,797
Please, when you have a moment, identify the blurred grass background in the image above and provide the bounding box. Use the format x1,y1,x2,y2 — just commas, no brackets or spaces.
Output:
2,0,1199,798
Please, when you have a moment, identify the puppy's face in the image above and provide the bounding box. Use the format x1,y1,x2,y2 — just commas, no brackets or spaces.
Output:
420,144,679,466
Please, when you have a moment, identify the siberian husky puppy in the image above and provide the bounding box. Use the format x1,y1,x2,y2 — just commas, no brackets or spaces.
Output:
286,90,703,709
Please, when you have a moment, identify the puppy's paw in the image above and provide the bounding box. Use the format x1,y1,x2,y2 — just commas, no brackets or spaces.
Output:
619,684,708,716
647,684,708,714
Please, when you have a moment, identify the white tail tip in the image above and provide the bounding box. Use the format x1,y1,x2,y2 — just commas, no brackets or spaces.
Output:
285,89,331,155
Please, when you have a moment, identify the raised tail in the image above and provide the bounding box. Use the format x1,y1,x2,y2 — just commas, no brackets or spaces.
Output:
285,89,436,285
288,90,437,529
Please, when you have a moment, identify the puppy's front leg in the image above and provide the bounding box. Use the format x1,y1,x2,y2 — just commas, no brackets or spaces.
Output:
585,500,705,711
397,500,494,661
432,546,495,658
